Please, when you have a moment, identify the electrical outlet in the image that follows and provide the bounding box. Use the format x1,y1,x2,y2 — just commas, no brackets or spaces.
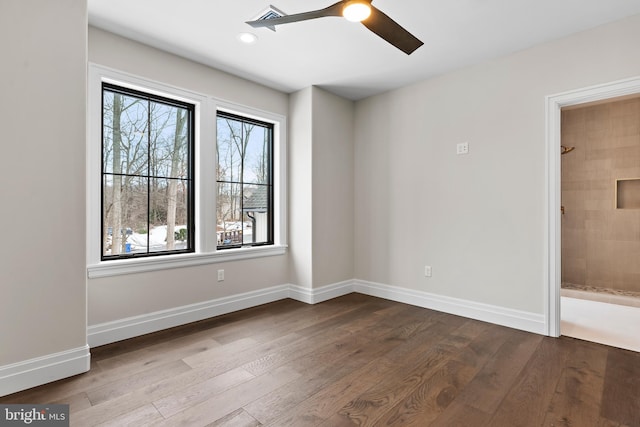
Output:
424,266,432,277
217,269,224,282
456,142,469,155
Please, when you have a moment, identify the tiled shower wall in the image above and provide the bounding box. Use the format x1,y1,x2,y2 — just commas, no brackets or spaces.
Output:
561,96,640,293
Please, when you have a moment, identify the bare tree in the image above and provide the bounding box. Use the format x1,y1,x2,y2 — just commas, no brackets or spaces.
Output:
110,93,124,255
166,108,186,250
217,118,254,228
103,92,148,255
217,118,237,229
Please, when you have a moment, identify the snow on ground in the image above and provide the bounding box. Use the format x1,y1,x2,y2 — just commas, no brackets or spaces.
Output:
126,223,252,250
105,222,254,255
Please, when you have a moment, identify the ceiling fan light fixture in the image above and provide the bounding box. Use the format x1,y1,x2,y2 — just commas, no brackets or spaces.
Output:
342,0,371,22
245,0,423,54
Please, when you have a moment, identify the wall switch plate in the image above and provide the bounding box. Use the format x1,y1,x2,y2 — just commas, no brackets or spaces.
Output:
456,142,469,155
424,266,432,277
217,269,224,282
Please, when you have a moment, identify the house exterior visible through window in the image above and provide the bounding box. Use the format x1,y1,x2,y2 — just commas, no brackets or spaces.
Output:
101,83,195,259
216,111,273,249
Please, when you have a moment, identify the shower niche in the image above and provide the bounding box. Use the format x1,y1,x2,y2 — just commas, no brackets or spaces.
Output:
616,178,640,209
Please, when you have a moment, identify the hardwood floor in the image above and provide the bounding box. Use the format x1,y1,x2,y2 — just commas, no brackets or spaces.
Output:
2,294,638,426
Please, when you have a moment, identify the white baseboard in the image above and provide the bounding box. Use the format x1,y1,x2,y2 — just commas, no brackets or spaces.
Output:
88,279,546,349
0,345,90,397
88,282,353,347
289,279,545,334
88,285,290,347
353,280,546,335
288,280,353,304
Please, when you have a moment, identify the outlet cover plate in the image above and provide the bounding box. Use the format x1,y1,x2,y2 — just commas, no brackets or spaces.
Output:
456,142,469,155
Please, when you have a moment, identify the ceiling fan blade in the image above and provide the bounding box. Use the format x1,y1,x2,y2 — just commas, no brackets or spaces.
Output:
246,1,344,29
362,5,423,55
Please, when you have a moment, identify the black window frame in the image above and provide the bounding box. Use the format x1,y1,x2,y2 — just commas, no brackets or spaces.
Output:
216,110,274,250
101,82,196,260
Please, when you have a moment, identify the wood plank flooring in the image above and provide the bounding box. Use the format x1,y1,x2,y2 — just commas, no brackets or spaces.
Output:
2,294,638,426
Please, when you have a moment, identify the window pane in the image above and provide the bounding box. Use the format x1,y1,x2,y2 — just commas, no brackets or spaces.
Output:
103,91,149,176
217,182,243,246
150,103,189,179
243,125,271,185
148,178,190,253
103,175,145,256
216,116,242,183
243,184,269,245
123,176,150,255
102,83,194,260
216,112,273,249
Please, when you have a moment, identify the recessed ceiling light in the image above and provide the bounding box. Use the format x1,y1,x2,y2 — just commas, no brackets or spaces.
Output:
237,32,258,44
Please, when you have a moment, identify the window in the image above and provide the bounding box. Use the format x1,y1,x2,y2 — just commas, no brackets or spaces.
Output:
101,83,195,259
88,64,287,277
216,112,273,249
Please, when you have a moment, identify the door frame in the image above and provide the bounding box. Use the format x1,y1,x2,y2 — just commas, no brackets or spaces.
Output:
545,76,640,337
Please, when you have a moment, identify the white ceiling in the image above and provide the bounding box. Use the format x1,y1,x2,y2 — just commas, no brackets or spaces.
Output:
88,0,640,100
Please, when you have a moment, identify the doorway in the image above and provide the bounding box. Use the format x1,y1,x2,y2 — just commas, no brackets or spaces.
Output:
559,96,640,352
546,76,640,352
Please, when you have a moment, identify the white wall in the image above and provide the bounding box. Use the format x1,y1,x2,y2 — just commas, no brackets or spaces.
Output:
288,87,355,289
311,88,355,287
288,88,314,288
0,0,89,393
354,14,640,315
88,28,290,325
89,28,287,115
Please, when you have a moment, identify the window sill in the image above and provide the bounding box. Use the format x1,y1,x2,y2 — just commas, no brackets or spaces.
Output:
87,245,287,279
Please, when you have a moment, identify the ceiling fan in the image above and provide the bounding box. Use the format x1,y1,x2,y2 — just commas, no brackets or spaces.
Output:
246,0,424,55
